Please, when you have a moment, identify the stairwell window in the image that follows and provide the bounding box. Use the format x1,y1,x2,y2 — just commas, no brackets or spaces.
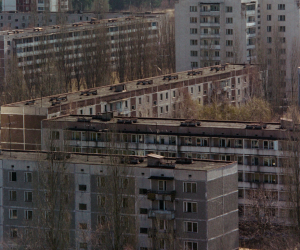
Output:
183,201,197,213
184,242,197,250
184,221,198,232
183,182,196,193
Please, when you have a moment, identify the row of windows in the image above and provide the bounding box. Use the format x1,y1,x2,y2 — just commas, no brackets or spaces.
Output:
267,26,286,32
267,15,285,21
267,4,285,10
9,209,32,220
9,190,32,202
9,172,32,182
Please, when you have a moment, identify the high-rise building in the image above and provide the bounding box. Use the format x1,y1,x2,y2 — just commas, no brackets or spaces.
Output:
2,0,68,12
175,0,299,98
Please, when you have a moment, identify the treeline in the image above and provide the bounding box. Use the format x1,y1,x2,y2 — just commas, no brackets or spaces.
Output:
71,0,163,12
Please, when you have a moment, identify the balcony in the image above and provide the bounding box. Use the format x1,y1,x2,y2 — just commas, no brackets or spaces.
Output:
148,210,175,220
147,190,176,201
200,22,220,27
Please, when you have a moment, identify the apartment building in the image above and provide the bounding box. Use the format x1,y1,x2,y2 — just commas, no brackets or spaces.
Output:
175,0,299,96
0,14,160,86
0,64,259,150
175,0,258,71
0,151,238,250
40,115,291,225
2,0,68,12
0,12,96,30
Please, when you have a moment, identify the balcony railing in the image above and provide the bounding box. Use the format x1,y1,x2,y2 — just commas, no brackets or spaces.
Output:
148,210,175,220
147,190,176,201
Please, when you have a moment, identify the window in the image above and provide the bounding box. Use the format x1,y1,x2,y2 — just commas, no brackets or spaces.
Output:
226,17,233,23
98,195,106,207
79,223,87,230
72,131,81,140
252,157,259,166
280,37,286,43
219,138,230,147
183,201,197,213
79,243,87,249
140,228,148,234
264,141,274,149
267,15,271,21
190,51,198,57
215,51,219,57
9,190,17,201
9,209,18,220
25,210,32,220
226,29,233,35
267,26,272,32
79,203,87,210
9,172,17,182
160,107,163,114
25,191,32,202
279,26,285,32
251,140,259,148
183,182,196,193
226,6,233,12
184,137,192,146
97,215,106,225
190,28,197,34
97,176,105,187
196,137,208,146
264,174,277,184
226,40,233,46
190,6,197,12
79,185,87,191
25,172,32,183
158,180,166,191
278,15,285,21
10,228,17,238
159,200,166,210
120,178,129,189
140,208,148,214
235,139,243,148
158,219,167,231
267,4,271,10
122,198,128,208
278,4,285,10
160,239,166,250
190,39,198,45
190,17,197,23
264,157,276,167
226,51,233,57
191,62,198,68
184,242,197,250
184,221,198,232
267,37,272,43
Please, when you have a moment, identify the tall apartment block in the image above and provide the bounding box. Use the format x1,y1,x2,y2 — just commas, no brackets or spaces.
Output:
2,0,68,12
175,0,300,96
0,64,259,150
0,151,238,250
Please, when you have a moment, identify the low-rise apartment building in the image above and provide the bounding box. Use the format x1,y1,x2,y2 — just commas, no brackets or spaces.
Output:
0,14,160,86
0,151,238,250
0,64,260,150
40,115,291,225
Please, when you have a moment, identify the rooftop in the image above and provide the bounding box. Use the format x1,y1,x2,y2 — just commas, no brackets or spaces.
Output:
45,115,282,131
3,64,255,109
0,150,234,171
0,14,160,38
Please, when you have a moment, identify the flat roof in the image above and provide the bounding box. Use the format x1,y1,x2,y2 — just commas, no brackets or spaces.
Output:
45,115,282,131
0,14,159,38
0,150,234,171
3,64,254,109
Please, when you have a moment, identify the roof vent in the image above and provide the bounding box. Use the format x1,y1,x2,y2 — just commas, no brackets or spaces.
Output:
109,84,126,92
25,100,35,105
50,95,67,102
245,124,265,130
137,79,153,85
77,118,91,122
180,120,200,127
80,90,97,96
72,22,83,27
176,158,193,164
108,19,117,22
162,75,178,81
33,27,43,32
187,70,202,76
